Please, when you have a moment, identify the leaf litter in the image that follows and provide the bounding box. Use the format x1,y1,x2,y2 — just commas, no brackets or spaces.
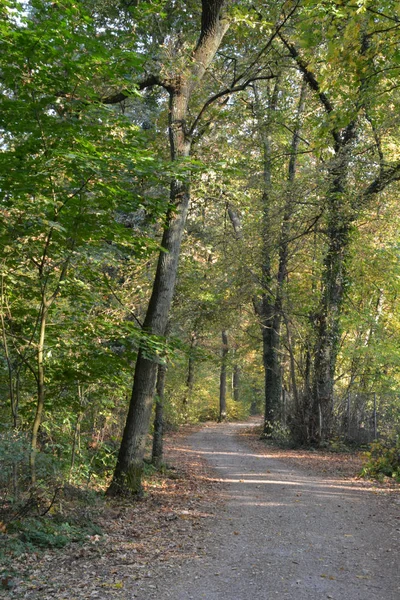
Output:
2,421,398,599
1,426,220,599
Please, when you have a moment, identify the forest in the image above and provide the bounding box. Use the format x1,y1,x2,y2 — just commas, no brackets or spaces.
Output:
1,0,400,571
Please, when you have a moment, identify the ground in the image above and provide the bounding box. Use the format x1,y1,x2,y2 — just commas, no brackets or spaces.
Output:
2,419,399,599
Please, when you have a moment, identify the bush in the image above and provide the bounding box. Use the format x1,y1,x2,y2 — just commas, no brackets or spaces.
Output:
360,438,400,481
0,512,103,582
260,421,292,446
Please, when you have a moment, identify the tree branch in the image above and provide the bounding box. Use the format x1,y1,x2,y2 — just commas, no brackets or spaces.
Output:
101,75,163,104
103,274,143,328
188,74,275,137
366,7,400,23
278,34,334,115
234,0,301,87
362,161,400,202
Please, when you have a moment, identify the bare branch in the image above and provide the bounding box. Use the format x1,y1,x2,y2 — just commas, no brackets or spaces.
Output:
362,161,400,201
366,7,400,23
103,274,143,328
233,0,301,86
189,74,276,137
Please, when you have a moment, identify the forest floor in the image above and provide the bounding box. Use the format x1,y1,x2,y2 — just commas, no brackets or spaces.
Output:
2,419,399,599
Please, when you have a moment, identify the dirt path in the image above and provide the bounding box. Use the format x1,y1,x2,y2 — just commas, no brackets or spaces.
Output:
141,421,399,600
5,421,399,599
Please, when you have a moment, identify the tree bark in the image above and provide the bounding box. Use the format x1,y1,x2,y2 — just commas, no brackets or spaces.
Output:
30,302,48,484
253,79,281,435
107,0,230,496
310,128,355,442
232,362,240,402
219,330,228,421
0,275,18,428
107,164,190,495
261,304,282,433
182,333,196,421
255,78,306,436
151,362,167,468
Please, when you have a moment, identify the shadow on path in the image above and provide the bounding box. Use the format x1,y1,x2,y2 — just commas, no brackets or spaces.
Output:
145,421,400,600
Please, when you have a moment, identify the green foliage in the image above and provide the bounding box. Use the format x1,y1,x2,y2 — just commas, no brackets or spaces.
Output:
0,428,65,498
328,437,353,453
0,0,169,466
87,440,119,481
360,439,400,481
0,514,102,580
261,421,292,446
197,398,250,423
11,519,73,548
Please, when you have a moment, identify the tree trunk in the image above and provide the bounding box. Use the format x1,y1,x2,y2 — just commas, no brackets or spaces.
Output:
254,79,281,435
30,302,48,484
107,168,190,496
182,333,196,421
0,274,18,428
152,362,167,468
107,0,230,496
70,412,83,479
310,132,355,442
255,78,306,436
69,384,85,481
232,362,240,402
261,306,281,434
219,330,228,421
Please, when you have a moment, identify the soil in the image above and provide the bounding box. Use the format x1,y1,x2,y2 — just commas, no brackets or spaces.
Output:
3,420,399,599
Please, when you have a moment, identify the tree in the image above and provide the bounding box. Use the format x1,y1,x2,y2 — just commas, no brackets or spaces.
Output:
219,330,229,421
281,1,400,441
107,0,231,496
0,0,165,479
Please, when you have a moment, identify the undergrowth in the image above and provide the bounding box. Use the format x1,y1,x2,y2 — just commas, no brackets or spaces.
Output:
360,439,400,481
0,505,103,584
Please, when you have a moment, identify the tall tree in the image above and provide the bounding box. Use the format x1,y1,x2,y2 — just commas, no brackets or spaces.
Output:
252,75,308,435
219,329,229,421
0,0,162,478
281,1,400,441
107,0,231,496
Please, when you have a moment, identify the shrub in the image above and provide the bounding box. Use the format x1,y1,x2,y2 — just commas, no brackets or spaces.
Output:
360,438,400,481
0,513,102,581
260,421,292,446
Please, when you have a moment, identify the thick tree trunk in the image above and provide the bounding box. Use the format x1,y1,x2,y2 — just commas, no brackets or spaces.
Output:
219,330,228,421
280,37,375,444
152,362,167,468
255,80,281,435
310,134,354,443
256,79,306,436
107,167,190,496
261,306,281,434
107,0,229,496
309,152,400,443
311,217,351,441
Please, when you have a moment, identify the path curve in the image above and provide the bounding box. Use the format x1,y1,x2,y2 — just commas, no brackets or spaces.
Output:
144,421,399,600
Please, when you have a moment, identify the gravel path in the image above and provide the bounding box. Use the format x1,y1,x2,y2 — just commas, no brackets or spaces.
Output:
143,421,399,600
